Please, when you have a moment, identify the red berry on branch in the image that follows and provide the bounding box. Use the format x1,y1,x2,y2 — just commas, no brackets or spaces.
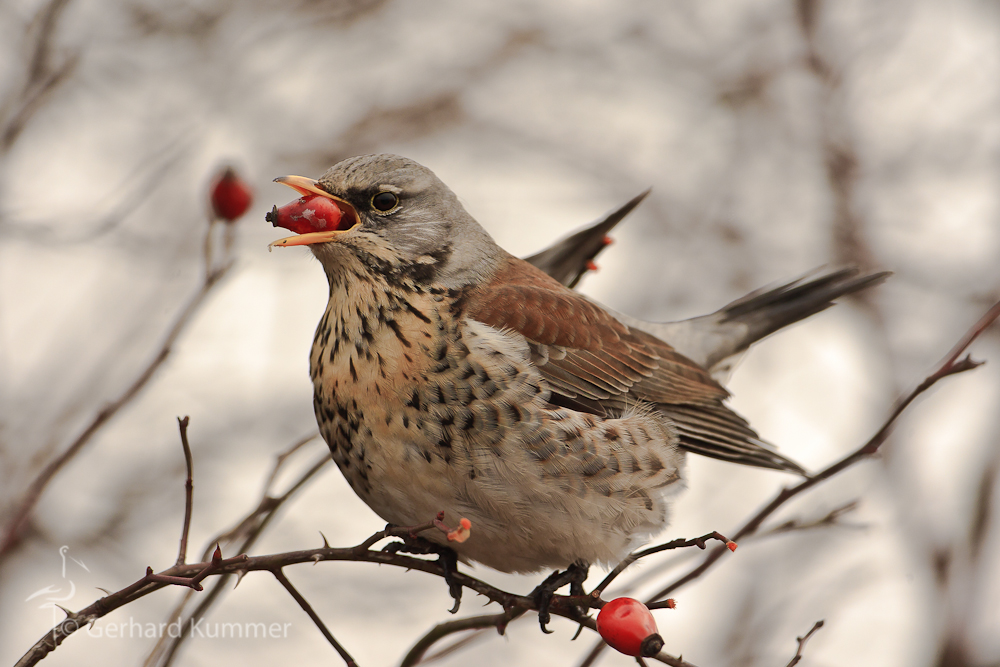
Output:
596,597,664,658
211,166,253,222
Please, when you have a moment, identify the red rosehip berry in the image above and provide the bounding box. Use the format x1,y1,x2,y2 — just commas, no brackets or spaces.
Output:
265,195,347,235
596,597,664,658
211,167,253,222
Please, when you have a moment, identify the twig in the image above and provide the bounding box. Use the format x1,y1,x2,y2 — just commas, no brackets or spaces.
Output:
175,417,195,566
273,568,358,667
577,300,1000,667
591,532,733,598
0,0,77,151
400,612,516,667
151,443,327,667
403,612,515,666
761,501,861,537
0,264,230,562
785,620,825,667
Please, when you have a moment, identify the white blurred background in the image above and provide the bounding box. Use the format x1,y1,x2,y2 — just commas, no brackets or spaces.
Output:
2,1,999,665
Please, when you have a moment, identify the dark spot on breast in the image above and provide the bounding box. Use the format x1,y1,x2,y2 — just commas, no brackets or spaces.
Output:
386,319,410,347
405,301,432,324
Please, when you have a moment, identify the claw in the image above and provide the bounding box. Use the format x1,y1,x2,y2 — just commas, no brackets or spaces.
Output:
532,561,591,633
382,534,463,613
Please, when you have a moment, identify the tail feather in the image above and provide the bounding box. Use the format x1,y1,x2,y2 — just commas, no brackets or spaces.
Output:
720,268,891,349
524,190,649,288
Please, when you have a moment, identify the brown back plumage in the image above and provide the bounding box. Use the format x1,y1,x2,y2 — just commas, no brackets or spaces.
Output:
461,254,804,473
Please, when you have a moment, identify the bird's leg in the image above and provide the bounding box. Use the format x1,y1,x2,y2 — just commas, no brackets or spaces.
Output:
532,561,590,634
383,535,463,613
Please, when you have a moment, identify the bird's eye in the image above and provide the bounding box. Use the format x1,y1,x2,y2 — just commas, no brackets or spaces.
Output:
371,191,398,212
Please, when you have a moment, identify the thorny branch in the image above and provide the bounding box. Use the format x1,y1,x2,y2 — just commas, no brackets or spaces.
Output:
149,434,326,667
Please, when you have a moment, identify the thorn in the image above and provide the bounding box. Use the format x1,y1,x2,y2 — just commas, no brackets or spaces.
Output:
96,587,112,596
233,569,249,589
212,544,223,563
726,541,738,552
146,567,154,576
311,554,322,565
319,531,331,548
586,260,599,272
55,605,75,619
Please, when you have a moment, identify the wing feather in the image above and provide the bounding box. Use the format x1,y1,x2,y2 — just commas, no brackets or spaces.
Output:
459,254,803,473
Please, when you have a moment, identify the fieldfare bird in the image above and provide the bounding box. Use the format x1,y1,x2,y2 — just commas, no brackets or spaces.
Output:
267,154,887,575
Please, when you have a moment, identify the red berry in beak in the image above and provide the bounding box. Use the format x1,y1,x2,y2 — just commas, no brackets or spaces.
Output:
210,167,253,222
265,195,348,235
596,597,664,658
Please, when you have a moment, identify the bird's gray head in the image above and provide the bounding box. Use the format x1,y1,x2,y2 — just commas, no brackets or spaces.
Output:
268,154,501,289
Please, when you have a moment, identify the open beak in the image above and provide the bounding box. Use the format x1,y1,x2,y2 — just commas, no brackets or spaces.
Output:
266,176,360,249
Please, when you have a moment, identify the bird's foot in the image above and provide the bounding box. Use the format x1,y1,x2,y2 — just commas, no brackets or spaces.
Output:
532,561,590,634
383,535,463,613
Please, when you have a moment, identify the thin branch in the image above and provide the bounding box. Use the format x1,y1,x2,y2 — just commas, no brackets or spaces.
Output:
0,0,77,151
273,568,358,667
151,448,327,667
401,613,515,667
262,432,321,493
591,532,733,598
785,620,825,667
175,417,195,567
760,501,861,538
0,264,230,562
577,300,1000,667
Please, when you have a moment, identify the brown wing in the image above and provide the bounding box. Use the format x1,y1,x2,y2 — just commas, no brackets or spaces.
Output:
460,253,804,473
